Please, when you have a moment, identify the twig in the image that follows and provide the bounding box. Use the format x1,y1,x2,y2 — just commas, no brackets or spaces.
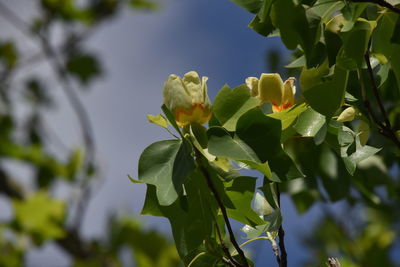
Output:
327,257,341,267
351,0,400,14
215,223,240,267
196,152,249,267
276,184,287,267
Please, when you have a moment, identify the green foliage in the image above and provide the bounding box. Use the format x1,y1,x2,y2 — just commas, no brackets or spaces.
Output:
13,191,66,242
136,1,400,265
66,53,102,85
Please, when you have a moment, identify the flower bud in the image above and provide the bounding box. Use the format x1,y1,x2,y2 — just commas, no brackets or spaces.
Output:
337,106,358,122
163,71,212,127
246,73,296,112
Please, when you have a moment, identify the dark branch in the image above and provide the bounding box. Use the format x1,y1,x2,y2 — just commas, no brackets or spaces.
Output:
215,223,242,267
276,184,287,267
196,153,249,267
351,0,400,14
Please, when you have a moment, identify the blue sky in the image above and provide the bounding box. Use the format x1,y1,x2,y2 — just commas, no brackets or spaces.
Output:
0,0,342,266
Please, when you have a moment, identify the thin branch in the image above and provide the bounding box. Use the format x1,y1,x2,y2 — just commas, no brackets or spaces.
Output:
351,0,400,14
196,152,249,267
215,222,242,267
327,257,342,267
276,184,287,267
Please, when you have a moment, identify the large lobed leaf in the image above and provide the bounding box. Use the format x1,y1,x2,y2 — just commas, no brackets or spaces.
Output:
138,139,195,206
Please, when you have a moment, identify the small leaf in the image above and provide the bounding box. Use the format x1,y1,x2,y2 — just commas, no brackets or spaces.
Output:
294,107,326,137
130,0,159,10
66,53,102,85
147,114,168,128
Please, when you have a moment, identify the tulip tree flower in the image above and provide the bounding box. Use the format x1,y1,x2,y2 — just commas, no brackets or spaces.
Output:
163,71,212,127
246,73,296,112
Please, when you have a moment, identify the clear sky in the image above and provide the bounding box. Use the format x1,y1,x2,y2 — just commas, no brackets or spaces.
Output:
0,0,344,266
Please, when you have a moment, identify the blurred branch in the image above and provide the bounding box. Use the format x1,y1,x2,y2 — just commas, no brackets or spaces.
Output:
0,2,97,230
351,0,400,14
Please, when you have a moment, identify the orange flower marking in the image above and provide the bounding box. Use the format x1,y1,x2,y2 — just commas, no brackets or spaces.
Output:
163,71,212,127
175,103,212,127
246,74,296,113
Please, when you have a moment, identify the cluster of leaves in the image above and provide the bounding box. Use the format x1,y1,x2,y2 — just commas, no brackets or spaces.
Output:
230,0,400,265
137,0,400,266
0,0,179,266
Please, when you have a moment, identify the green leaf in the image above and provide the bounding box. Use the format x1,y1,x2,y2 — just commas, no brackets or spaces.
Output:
224,177,265,226
66,53,102,85
161,104,183,137
268,103,308,130
303,65,349,118
138,139,195,206
344,143,381,175
390,15,400,44
236,109,304,181
207,127,272,177
141,171,220,262
293,107,326,137
207,127,260,163
268,103,308,141
342,2,368,22
212,84,259,131
285,55,306,68
271,0,321,67
372,12,398,57
130,0,159,10
392,44,400,88
241,208,281,239
271,0,309,50
300,60,331,92
249,0,275,36
13,191,65,241
147,114,168,129
249,14,275,36
309,0,345,22
337,20,376,70
0,42,18,69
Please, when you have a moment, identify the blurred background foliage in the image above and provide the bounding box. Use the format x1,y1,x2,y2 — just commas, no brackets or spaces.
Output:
0,0,399,266
0,0,180,266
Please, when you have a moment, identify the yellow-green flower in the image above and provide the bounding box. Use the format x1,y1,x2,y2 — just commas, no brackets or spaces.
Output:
163,71,212,127
246,73,296,112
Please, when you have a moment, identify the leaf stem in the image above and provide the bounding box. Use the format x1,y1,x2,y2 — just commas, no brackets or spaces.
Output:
195,151,249,267
239,236,271,248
